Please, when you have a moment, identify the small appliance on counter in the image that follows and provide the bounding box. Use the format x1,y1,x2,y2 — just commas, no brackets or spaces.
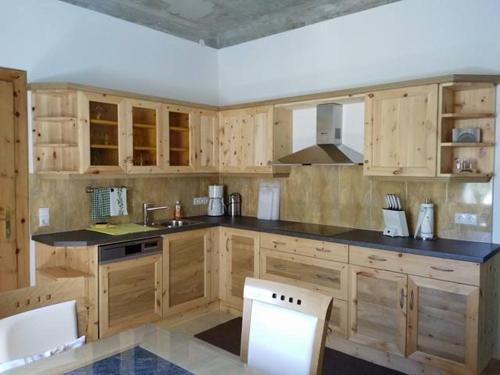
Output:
382,193,409,237
257,182,280,220
228,192,241,217
414,199,435,240
208,185,225,216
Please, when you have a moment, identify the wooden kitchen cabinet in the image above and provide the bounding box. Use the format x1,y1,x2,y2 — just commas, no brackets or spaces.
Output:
99,254,162,338
219,105,291,174
164,104,195,173
364,84,438,177
349,265,407,357
220,228,259,309
125,99,163,173
80,92,128,174
192,109,219,172
162,230,212,317
260,248,348,300
406,275,479,374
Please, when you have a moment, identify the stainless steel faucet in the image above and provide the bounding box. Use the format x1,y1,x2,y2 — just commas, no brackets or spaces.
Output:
143,203,169,226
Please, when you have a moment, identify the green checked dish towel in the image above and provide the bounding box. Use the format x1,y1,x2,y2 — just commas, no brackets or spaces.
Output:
91,188,111,220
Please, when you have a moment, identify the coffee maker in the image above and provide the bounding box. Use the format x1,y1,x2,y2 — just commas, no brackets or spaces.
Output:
208,185,225,216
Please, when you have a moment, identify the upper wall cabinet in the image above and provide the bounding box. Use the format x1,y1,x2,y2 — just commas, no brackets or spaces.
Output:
163,104,195,173
193,109,219,172
219,105,292,175
364,84,438,177
125,99,163,173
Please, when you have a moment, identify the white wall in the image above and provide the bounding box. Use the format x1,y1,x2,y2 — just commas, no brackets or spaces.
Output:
292,103,364,153
0,0,218,105
218,0,500,105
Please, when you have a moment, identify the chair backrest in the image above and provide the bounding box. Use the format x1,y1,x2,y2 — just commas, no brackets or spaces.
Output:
0,279,85,363
240,278,332,375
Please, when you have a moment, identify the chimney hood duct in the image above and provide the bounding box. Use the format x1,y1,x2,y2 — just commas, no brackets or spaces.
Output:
273,103,363,166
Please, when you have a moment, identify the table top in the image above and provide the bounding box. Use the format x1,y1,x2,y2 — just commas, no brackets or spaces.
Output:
6,325,259,375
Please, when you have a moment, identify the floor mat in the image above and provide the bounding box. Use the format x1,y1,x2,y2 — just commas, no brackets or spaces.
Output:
194,317,404,375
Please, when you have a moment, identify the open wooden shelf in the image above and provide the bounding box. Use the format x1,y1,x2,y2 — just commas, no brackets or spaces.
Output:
133,123,156,129
438,173,493,182
91,144,119,149
441,112,495,119
90,119,118,126
440,142,495,147
37,266,91,281
134,146,156,151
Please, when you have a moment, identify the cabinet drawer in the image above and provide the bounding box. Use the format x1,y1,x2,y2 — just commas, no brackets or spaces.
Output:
349,246,480,286
260,233,348,263
260,248,348,300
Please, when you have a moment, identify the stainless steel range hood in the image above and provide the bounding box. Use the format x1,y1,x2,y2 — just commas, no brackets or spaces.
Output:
273,103,363,166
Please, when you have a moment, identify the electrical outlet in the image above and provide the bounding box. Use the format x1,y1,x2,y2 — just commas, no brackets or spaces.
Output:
455,213,478,226
193,197,209,205
39,207,50,227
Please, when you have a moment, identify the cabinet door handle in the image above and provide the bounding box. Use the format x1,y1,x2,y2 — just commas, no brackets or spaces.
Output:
0,208,11,240
315,247,331,253
272,241,286,246
399,288,404,309
430,265,454,272
225,237,230,252
368,255,387,262
409,290,414,311
392,168,403,175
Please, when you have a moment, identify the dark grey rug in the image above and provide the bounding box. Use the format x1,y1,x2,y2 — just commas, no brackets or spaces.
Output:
194,317,404,375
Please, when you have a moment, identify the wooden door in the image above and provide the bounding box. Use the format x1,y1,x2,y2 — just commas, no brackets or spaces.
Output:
242,106,274,173
192,109,219,172
407,275,479,374
164,104,195,173
220,228,259,309
79,92,127,174
260,248,348,300
0,68,28,292
99,254,162,337
125,99,163,173
364,84,438,177
162,230,211,316
349,265,407,356
219,109,244,172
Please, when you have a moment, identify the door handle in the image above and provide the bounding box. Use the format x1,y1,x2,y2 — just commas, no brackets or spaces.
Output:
409,290,414,311
430,265,454,273
0,208,11,240
367,255,387,262
225,237,230,252
315,247,331,253
399,288,404,309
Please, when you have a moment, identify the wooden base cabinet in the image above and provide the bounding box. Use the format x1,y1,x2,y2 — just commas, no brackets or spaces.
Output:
220,228,259,309
406,275,479,375
349,265,407,357
99,254,162,338
162,230,212,317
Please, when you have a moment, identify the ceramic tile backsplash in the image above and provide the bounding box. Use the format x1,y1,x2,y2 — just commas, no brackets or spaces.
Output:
221,166,493,242
30,175,218,234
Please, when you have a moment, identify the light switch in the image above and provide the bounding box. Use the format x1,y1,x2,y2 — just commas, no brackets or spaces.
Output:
39,207,50,227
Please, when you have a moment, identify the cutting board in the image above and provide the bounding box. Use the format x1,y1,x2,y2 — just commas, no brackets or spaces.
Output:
87,223,158,236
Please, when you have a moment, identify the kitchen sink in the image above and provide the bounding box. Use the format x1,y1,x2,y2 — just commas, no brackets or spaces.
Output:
149,219,202,229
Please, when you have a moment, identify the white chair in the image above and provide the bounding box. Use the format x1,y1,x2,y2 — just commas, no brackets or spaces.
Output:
240,278,332,375
0,300,79,364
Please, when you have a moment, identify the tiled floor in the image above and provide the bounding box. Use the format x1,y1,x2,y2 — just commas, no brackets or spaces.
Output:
156,311,239,337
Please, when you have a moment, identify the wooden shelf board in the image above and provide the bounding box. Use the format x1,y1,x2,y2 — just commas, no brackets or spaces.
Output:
170,147,189,152
37,266,90,280
133,123,156,129
91,144,118,149
134,146,156,151
441,112,495,119
438,173,492,181
90,119,118,126
440,142,495,148
35,143,78,148
169,126,189,132
33,116,76,122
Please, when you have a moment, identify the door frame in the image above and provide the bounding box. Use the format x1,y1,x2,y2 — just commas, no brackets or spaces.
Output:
0,67,29,289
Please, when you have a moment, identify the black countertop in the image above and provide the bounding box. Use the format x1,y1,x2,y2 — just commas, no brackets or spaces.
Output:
32,216,500,263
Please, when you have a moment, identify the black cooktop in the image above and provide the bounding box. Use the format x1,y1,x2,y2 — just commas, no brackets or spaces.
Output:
281,222,352,237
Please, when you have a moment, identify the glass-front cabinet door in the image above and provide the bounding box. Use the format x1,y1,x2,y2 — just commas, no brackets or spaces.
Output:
81,92,127,173
164,104,194,173
125,100,163,173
